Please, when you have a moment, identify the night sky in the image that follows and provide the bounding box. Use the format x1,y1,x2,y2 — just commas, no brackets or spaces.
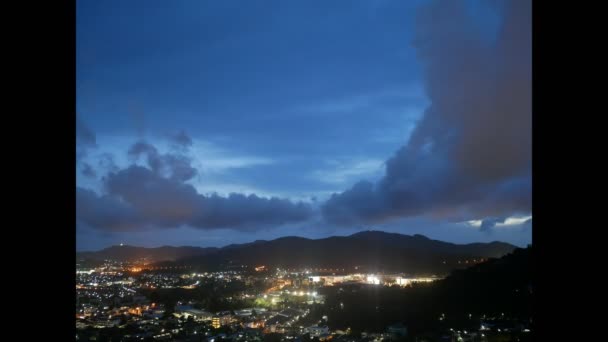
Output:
76,0,531,251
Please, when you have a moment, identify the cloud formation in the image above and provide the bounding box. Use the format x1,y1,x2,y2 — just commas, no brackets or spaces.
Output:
77,135,314,232
128,140,198,182
76,116,97,161
322,0,531,225
170,130,193,150
81,163,97,178
98,153,119,173
468,214,532,232
312,158,385,186
479,217,507,232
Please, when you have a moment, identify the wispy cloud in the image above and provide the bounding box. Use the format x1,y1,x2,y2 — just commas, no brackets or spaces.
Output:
192,182,281,199
189,140,275,174
312,158,385,186
78,135,275,178
467,215,532,229
295,84,426,116
496,215,532,227
467,219,482,228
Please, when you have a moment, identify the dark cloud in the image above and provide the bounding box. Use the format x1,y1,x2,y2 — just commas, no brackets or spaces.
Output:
128,141,161,169
170,130,193,150
77,141,313,232
479,217,506,232
128,140,198,182
77,187,145,231
98,153,119,173
322,0,531,225
81,163,97,178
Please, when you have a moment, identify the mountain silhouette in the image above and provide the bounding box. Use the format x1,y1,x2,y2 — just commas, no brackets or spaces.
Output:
78,231,517,275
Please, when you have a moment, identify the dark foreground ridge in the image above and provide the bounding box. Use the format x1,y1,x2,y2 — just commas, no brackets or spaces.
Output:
320,247,532,338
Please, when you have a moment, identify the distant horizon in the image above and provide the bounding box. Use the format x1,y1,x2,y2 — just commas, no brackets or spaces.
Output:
76,229,528,253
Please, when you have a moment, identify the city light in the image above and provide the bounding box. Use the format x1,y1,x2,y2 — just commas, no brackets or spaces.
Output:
76,241,526,341
366,275,380,285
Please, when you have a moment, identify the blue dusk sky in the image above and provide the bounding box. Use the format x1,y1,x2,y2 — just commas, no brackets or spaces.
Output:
76,0,531,251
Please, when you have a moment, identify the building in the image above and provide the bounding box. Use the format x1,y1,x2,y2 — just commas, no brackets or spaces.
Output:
305,325,329,337
367,275,381,285
212,313,233,328
234,309,252,317
265,315,290,333
76,269,95,275
318,333,332,341
322,275,348,286
243,318,265,329
393,276,440,287
182,309,212,321
143,308,164,320
395,277,410,286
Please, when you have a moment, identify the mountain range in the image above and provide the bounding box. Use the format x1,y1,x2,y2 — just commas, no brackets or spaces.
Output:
77,245,218,263
77,231,517,275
